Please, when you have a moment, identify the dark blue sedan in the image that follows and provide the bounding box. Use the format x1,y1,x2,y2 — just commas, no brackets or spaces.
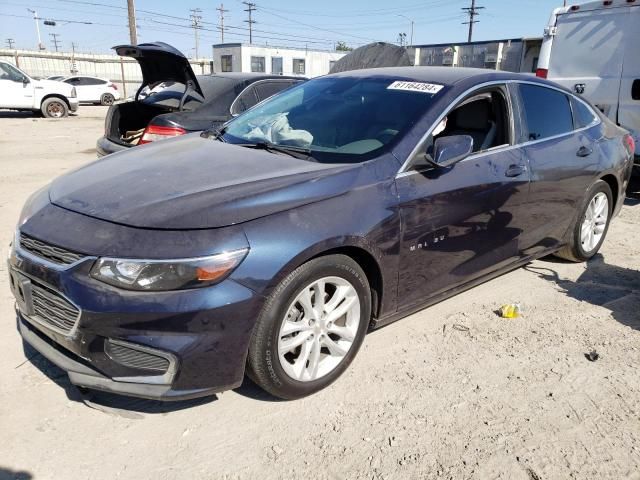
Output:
8,67,635,400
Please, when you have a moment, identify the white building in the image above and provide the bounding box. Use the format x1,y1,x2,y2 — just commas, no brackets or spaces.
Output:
211,43,346,78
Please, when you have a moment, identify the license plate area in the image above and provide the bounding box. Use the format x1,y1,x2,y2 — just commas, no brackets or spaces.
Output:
9,268,34,316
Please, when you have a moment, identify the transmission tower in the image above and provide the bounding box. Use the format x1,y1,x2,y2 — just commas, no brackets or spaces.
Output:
190,8,203,58
50,32,61,52
217,3,229,43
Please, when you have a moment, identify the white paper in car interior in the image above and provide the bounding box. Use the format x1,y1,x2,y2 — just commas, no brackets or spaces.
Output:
387,81,444,95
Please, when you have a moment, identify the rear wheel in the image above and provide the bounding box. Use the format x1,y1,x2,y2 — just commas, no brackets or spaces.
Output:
100,93,115,106
41,97,68,118
247,255,371,399
555,180,612,262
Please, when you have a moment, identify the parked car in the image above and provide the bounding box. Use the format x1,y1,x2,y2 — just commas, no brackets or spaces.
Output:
537,0,639,164
9,67,634,401
61,75,121,106
0,60,78,117
96,42,304,157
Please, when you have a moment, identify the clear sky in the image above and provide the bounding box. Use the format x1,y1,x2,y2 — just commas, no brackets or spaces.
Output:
0,0,574,55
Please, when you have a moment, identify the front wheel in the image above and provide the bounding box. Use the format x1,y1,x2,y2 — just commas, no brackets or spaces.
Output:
41,97,68,118
555,180,613,262
246,255,371,400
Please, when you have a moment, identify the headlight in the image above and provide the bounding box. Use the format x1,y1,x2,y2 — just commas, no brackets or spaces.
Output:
90,249,249,291
70,87,77,98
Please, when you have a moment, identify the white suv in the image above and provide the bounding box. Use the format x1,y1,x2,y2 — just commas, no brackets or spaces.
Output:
60,76,121,105
0,61,79,118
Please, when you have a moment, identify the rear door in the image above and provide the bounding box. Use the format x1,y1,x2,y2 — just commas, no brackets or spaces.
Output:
618,5,640,152
514,82,600,255
548,6,626,122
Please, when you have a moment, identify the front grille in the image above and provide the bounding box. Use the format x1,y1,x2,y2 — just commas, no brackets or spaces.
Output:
30,282,79,333
105,340,170,372
19,233,85,266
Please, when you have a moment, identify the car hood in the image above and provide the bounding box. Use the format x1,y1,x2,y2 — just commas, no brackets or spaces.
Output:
49,134,358,229
36,79,73,95
113,42,203,98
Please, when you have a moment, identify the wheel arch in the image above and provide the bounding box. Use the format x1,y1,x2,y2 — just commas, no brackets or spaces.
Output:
599,173,619,212
41,94,71,109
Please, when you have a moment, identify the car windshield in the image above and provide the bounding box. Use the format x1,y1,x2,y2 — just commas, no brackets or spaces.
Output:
222,76,445,163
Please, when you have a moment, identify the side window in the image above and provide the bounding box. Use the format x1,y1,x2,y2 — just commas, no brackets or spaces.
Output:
84,78,106,85
231,87,259,115
518,84,573,142
254,81,290,102
251,56,265,73
428,88,511,155
221,55,233,73
0,63,26,82
571,97,597,129
65,77,80,85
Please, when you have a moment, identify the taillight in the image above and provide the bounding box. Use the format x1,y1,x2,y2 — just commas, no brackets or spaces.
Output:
110,83,118,90
139,125,187,144
536,68,548,79
624,134,636,158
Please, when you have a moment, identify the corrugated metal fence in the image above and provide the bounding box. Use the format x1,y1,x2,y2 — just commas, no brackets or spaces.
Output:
0,49,213,97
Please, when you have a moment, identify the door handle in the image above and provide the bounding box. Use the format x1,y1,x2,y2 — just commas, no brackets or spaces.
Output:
505,164,526,177
576,146,593,157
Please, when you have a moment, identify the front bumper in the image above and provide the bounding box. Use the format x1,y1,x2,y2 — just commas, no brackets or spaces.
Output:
9,209,262,401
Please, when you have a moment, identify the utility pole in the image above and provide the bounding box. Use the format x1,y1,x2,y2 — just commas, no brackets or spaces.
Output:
216,3,229,43
462,0,484,43
190,8,202,58
243,2,257,44
71,42,79,73
27,9,45,50
6,38,15,49
50,33,61,52
396,14,414,46
127,0,138,44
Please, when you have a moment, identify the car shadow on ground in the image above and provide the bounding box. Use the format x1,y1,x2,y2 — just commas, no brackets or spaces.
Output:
0,467,33,480
20,339,216,416
527,253,640,332
624,173,640,206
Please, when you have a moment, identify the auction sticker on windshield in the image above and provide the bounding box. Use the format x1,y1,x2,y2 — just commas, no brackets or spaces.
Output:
387,81,444,95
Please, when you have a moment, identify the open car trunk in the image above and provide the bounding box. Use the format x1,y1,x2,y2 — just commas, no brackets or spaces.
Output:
105,101,172,146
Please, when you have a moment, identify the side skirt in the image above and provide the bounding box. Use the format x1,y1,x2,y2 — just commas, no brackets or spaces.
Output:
370,245,563,330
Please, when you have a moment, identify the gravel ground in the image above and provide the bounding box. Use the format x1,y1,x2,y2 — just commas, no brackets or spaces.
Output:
0,107,639,480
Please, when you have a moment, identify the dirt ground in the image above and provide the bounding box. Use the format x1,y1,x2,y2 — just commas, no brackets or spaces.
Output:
0,106,639,480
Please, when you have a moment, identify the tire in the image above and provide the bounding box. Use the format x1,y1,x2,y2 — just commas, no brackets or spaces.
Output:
555,180,613,262
247,254,371,400
100,93,115,106
41,97,68,118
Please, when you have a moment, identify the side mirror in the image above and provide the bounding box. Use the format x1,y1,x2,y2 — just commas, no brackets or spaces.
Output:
22,77,29,85
433,135,474,168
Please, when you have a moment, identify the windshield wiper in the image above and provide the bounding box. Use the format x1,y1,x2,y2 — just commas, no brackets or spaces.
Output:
239,142,313,160
201,126,227,142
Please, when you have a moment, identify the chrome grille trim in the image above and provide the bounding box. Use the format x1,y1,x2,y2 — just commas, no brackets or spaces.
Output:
29,281,80,335
19,233,86,266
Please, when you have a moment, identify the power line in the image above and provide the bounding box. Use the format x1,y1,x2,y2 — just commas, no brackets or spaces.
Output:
462,0,484,42
127,0,137,44
50,32,62,52
190,8,203,58
216,3,229,43
243,2,256,43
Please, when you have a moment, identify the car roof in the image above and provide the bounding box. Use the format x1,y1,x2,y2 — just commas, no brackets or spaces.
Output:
327,66,534,86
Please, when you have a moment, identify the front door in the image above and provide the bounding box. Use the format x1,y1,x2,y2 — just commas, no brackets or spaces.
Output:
0,63,34,108
395,86,530,310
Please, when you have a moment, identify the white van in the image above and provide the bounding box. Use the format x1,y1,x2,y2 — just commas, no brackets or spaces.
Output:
537,0,639,160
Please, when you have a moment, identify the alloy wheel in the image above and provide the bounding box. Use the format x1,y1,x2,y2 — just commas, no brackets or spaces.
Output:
580,192,609,253
278,276,361,382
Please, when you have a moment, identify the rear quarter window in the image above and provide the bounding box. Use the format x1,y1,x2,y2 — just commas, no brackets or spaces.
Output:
518,84,573,142
571,97,597,129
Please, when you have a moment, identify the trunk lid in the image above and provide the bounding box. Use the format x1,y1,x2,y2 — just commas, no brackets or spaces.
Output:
114,42,203,98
